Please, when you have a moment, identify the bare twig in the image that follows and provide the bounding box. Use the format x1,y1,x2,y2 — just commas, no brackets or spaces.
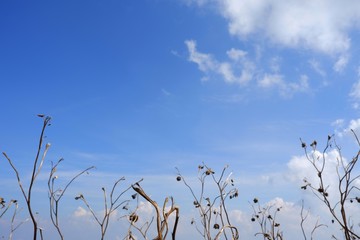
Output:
176,163,239,240
251,198,283,240
2,115,51,240
132,181,180,240
75,176,132,240
48,158,95,240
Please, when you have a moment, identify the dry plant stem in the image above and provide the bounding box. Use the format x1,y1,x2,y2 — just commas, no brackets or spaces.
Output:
214,226,239,240
300,202,307,240
102,178,130,238
9,201,29,240
132,182,180,240
301,132,360,240
127,216,154,240
251,201,283,240
76,177,132,240
176,164,239,240
300,200,326,240
211,166,237,240
0,199,16,218
176,168,210,239
125,191,155,240
2,116,51,240
48,159,94,240
1,199,29,240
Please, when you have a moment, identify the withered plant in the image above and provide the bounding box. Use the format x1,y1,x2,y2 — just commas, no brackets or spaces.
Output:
2,115,51,240
129,181,180,240
1,197,29,240
300,131,360,240
300,200,326,240
251,198,326,240
250,197,283,240
176,164,239,240
75,177,132,240
8,200,30,240
48,158,94,240
124,190,155,240
0,197,16,218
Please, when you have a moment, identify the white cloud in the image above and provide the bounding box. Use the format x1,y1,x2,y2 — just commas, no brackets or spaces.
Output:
334,118,360,137
349,67,360,108
287,149,342,190
185,40,217,74
333,54,349,72
348,119,360,133
258,73,283,88
136,201,154,216
343,119,360,137
226,48,247,61
73,206,92,218
258,74,309,97
350,80,360,100
332,119,345,136
185,1,360,101
186,39,312,97
309,59,326,77
219,62,237,83
332,119,344,128
186,39,311,97
217,0,360,59
185,40,254,85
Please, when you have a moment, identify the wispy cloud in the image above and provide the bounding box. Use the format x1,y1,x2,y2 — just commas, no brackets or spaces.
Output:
185,40,217,74
335,118,360,137
309,59,326,78
349,67,360,109
186,39,310,97
73,206,93,218
185,40,255,85
258,74,310,97
333,54,349,72
185,0,360,99
161,88,171,96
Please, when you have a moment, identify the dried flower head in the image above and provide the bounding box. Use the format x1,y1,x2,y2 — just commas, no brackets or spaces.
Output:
205,168,215,175
310,140,317,148
129,213,139,223
75,194,83,200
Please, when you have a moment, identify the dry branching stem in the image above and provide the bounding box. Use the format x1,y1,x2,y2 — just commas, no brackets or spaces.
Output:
75,177,132,240
132,181,180,240
48,158,95,240
300,131,360,239
2,115,51,240
176,163,239,240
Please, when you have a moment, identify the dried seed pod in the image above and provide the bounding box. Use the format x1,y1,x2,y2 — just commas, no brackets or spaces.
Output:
129,213,139,223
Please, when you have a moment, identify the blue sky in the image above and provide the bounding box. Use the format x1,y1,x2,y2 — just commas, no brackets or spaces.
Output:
1,0,360,239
